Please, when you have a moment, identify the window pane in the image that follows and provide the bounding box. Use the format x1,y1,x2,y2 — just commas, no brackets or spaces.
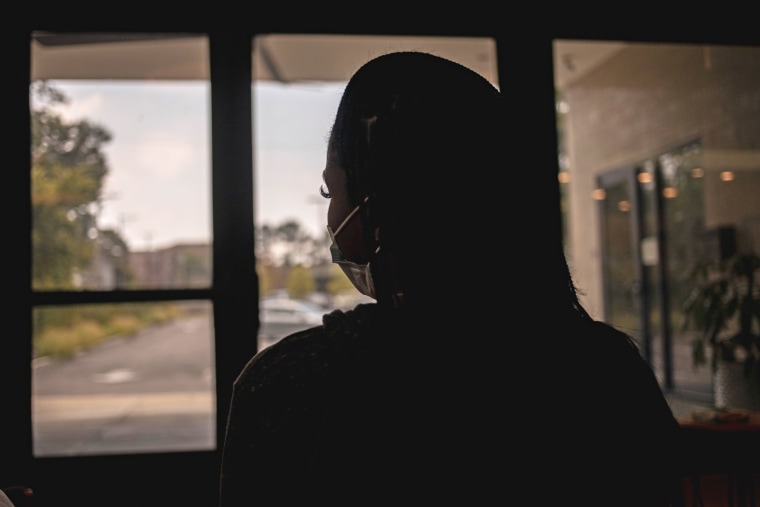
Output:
252,34,498,347
32,301,215,456
29,34,216,457
555,40,760,414
31,34,211,290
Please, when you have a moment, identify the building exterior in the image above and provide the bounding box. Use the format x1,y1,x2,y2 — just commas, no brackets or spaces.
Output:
128,243,212,289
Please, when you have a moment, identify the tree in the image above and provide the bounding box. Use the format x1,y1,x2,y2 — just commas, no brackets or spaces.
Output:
31,81,126,289
255,220,329,267
95,228,133,288
325,264,356,294
286,264,317,299
255,219,331,295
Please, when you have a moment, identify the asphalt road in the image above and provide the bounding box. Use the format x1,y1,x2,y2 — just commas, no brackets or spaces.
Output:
30,309,713,457
32,313,217,456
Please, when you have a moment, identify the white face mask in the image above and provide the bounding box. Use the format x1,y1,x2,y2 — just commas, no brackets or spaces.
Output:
327,203,376,300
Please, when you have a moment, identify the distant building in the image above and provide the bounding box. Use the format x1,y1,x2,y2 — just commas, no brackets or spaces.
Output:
128,243,212,289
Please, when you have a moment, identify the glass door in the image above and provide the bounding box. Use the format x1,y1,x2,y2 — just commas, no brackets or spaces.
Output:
597,142,712,395
597,168,650,351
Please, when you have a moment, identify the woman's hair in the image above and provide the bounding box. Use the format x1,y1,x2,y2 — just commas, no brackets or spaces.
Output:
330,51,501,209
330,51,590,318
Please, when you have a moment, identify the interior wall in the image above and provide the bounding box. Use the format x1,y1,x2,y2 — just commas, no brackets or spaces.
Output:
561,42,760,319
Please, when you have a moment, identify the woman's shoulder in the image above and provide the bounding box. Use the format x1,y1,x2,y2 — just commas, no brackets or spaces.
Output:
572,318,643,357
233,303,381,393
547,317,666,397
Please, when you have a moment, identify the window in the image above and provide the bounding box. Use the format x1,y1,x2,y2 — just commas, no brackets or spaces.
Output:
251,34,498,348
30,33,215,456
10,23,756,507
554,40,760,409
25,29,501,460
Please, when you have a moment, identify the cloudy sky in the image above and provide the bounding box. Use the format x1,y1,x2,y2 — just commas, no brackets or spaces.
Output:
47,79,346,251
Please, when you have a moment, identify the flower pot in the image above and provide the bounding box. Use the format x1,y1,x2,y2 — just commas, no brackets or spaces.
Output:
714,360,760,411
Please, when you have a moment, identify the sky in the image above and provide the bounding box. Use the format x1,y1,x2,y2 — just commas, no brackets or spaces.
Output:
48,79,346,251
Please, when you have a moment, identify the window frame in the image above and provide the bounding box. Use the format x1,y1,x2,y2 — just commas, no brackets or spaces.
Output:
8,19,760,506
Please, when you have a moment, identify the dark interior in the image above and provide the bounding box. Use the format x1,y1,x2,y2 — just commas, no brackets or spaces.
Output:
7,10,760,507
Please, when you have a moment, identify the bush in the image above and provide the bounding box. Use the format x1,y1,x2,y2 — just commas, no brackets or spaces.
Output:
33,302,183,359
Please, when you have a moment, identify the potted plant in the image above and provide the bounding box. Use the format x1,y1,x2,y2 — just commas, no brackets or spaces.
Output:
681,251,760,411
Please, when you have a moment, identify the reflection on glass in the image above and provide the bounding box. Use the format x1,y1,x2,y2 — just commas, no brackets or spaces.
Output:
32,301,215,456
659,144,710,392
599,176,638,335
638,162,663,380
30,35,211,291
555,40,760,410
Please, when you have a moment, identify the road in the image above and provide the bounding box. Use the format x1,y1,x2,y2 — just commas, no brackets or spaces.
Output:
33,313,216,456
31,309,712,457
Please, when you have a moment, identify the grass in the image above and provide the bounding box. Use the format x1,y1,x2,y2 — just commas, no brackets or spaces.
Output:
33,302,183,359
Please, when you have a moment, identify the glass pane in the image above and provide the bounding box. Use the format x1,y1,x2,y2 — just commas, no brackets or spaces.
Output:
659,144,710,393
555,40,760,414
599,177,638,335
30,34,211,290
29,34,216,457
252,34,498,347
32,301,215,456
639,160,664,380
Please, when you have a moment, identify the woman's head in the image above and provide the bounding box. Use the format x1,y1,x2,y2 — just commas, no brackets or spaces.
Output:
329,51,502,207
323,51,588,318
324,51,504,307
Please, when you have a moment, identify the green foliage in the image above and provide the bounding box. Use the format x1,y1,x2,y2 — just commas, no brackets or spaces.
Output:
255,220,330,268
30,80,128,290
35,320,105,359
325,264,356,294
257,260,274,296
286,264,317,299
256,220,332,298
96,228,133,288
32,163,98,289
681,252,760,375
105,314,142,336
33,303,182,359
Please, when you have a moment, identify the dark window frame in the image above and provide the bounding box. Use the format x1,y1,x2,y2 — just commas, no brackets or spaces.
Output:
8,19,759,507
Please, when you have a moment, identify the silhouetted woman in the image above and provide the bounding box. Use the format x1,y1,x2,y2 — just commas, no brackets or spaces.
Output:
219,51,682,506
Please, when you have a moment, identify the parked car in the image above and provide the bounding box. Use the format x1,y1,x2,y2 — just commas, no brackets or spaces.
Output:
258,297,327,349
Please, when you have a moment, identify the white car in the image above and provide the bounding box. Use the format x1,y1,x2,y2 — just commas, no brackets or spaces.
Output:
258,297,327,348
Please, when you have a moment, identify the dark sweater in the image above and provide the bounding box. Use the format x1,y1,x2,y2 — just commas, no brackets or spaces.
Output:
219,303,682,506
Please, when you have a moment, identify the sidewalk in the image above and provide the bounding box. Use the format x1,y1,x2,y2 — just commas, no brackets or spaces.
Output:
33,391,215,456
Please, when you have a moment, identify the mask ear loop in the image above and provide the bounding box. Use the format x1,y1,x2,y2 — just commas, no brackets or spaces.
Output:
332,200,363,238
